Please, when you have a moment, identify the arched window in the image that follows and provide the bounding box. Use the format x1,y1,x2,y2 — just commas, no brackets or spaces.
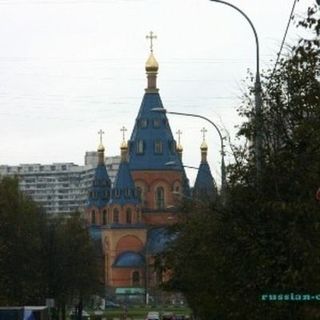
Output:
126,208,132,224
113,208,119,224
173,182,181,193
132,271,140,286
136,140,144,154
154,140,163,154
136,186,144,203
91,210,96,224
136,187,142,201
153,119,161,128
156,187,165,209
139,119,148,128
102,210,107,225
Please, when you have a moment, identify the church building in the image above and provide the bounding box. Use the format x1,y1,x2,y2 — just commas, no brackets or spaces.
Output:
85,33,216,303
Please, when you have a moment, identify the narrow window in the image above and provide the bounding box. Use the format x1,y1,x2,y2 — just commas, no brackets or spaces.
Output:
113,208,119,223
102,210,107,225
153,119,161,128
136,140,144,154
156,187,165,209
136,187,142,202
126,208,132,224
114,189,120,198
154,140,163,154
139,119,148,128
132,271,140,286
91,210,96,224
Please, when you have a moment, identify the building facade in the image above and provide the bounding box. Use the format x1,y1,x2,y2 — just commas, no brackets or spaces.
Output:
0,156,121,215
85,44,217,303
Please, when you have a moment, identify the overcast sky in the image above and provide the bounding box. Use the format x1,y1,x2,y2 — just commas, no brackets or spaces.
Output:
0,0,316,185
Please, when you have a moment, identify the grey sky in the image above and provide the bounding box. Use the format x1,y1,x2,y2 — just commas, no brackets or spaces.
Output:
0,0,315,184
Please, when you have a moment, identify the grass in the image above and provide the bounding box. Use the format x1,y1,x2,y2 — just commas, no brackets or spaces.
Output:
90,305,191,320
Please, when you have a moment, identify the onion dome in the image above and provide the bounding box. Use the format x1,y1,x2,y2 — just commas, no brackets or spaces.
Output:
87,131,111,208
145,52,159,72
176,129,183,160
109,136,139,206
193,129,217,201
128,41,184,171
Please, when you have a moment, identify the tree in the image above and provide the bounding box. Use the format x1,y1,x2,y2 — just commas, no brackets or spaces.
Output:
0,177,47,305
0,176,101,314
161,4,320,319
44,214,101,319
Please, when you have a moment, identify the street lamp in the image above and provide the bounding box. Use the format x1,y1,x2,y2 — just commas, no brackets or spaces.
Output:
165,161,218,189
152,108,226,191
209,0,263,186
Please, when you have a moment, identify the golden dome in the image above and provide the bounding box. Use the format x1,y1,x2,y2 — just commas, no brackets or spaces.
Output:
200,141,208,150
120,140,128,149
177,143,183,152
98,144,105,152
145,52,159,72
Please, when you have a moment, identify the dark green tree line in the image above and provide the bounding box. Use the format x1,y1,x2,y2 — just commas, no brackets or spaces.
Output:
0,176,100,316
161,4,320,320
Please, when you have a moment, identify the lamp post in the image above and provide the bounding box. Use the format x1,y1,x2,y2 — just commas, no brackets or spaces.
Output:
166,161,218,189
144,239,149,305
152,108,226,192
210,0,263,186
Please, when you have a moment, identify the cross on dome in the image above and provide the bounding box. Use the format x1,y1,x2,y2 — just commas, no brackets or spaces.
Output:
201,127,207,142
176,129,182,145
146,31,157,53
98,129,104,144
120,126,127,142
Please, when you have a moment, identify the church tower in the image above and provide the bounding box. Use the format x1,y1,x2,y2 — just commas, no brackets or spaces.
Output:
86,130,111,225
128,32,187,224
103,132,146,289
193,128,217,200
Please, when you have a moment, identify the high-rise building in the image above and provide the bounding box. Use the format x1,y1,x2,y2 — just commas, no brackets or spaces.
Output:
0,156,121,216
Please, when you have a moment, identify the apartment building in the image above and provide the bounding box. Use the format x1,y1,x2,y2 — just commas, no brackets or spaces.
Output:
0,155,120,216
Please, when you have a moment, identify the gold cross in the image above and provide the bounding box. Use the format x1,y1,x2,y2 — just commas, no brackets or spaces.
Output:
146,31,157,53
201,127,207,142
98,129,105,145
176,129,182,145
120,126,127,142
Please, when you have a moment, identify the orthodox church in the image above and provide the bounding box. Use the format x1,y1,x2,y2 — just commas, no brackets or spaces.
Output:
85,33,217,302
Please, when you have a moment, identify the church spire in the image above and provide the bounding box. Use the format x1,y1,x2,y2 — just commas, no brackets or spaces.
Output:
120,126,128,162
145,31,159,92
200,127,208,163
176,129,183,160
109,128,138,206
97,129,105,165
193,128,217,201
87,130,111,209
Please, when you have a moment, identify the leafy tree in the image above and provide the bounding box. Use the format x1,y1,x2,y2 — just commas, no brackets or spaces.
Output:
161,4,320,319
0,177,47,305
44,214,101,319
0,177,101,315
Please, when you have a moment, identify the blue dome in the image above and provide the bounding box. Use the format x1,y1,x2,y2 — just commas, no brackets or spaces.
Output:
113,251,145,268
193,162,217,200
88,163,111,208
109,160,139,206
129,92,184,172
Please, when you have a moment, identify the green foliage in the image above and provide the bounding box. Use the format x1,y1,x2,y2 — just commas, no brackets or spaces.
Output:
161,5,320,320
0,176,101,308
0,176,46,305
44,214,102,307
